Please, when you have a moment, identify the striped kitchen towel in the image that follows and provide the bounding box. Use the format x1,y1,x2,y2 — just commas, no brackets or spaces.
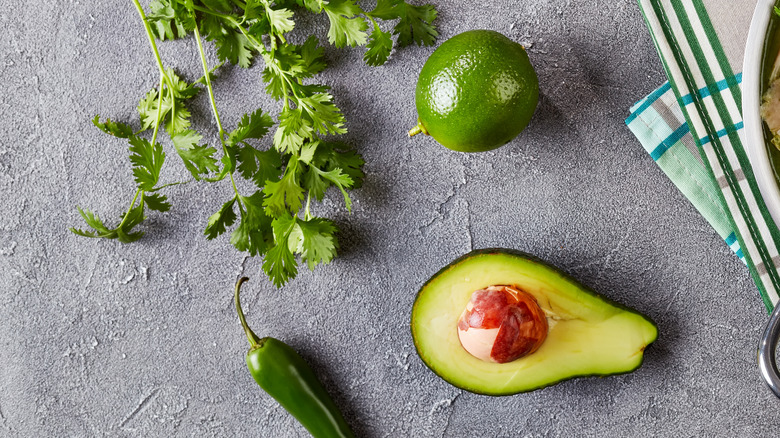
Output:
626,80,745,262
628,0,780,310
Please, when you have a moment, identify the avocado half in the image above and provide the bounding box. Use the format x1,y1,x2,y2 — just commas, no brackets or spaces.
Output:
411,249,658,396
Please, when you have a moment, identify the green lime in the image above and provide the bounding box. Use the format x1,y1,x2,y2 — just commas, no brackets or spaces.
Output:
409,30,539,153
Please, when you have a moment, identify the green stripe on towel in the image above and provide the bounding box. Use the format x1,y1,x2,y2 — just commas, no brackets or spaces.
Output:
627,84,745,263
633,0,780,310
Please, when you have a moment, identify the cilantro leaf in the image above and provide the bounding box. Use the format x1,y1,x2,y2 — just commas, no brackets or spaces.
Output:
204,196,237,239
266,6,295,35
164,102,192,135
297,217,337,270
273,106,311,154
171,130,219,179
267,214,337,280
297,92,347,136
303,140,364,204
70,227,101,239
272,211,298,245
200,0,233,12
321,142,365,189
260,38,327,102
71,206,115,238
370,0,438,47
295,0,324,13
170,129,201,150
369,0,400,18
162,70,196,134
299,36,327,77
302,165,330,201
92,115,134,138
201,14,255,68
274,45,308,76
231,191,274,256
138,88,160,132
262,213,299,287
71,199,148,243
306,166,353,210
173,1,198,33
317,167,353,193
263,159,304,217
116,229,145,243
237,144,283,187
298,139,319,165
137,70,197,135
228,108,275,145
143,192,171,212
177,145,219,178
148,0,189,41
165,68,199,99
262,64,291,101
221,143,238,175
244,0,265,20
262,239,298,287
117,201,146,243
246,17,272,43
128,135,165,191
323,0,368,47
364,22,393,66
393,1,438,47
268,82,345,154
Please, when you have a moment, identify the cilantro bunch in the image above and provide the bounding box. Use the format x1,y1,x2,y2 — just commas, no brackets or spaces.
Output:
71,0,438,287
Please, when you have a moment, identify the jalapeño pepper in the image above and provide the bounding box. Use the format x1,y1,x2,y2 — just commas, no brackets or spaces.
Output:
234,277,355,438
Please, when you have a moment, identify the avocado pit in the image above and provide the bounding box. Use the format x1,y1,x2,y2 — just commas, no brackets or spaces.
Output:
457,285,548,363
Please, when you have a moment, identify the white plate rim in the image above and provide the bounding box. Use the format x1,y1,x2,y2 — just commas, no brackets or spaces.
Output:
743,0,780,227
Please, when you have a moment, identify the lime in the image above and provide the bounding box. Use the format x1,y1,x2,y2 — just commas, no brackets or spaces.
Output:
409,30,539,153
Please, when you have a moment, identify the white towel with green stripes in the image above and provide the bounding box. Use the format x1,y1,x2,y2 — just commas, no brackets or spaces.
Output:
627,0,779,310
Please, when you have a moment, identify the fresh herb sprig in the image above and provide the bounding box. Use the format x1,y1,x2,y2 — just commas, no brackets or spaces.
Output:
71,0,438,287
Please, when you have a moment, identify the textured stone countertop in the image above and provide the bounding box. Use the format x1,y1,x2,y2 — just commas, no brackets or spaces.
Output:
1,0,778,436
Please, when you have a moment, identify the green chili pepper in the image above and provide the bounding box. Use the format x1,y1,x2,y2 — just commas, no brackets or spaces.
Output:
235,277,355,438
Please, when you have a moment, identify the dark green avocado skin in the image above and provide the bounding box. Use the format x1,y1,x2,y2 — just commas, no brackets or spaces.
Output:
410,248,658,396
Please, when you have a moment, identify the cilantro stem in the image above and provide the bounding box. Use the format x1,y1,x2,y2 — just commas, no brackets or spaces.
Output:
190,4,235,22
117,188,143,232
150,75,165,147
193,26,225,135
304,194,312,220
118,65,167,233
230,0,247,9
193,24,242,200
229,15,267,52
194,62,224,86
148,180,191,192
366,14,381,30
108,2,175,237
130,0,165,76
130,0,173,144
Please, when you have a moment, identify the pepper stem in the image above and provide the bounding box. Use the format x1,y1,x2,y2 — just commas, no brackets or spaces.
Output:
235,277,263,348
408,120,428,138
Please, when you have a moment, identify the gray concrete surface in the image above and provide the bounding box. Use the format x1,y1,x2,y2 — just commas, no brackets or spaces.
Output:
1,0,777,436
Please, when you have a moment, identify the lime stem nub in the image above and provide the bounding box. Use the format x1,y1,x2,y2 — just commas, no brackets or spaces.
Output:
408,121,428,138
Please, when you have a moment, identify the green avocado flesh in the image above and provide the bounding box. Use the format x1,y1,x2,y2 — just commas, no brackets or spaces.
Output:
411,249,658,395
